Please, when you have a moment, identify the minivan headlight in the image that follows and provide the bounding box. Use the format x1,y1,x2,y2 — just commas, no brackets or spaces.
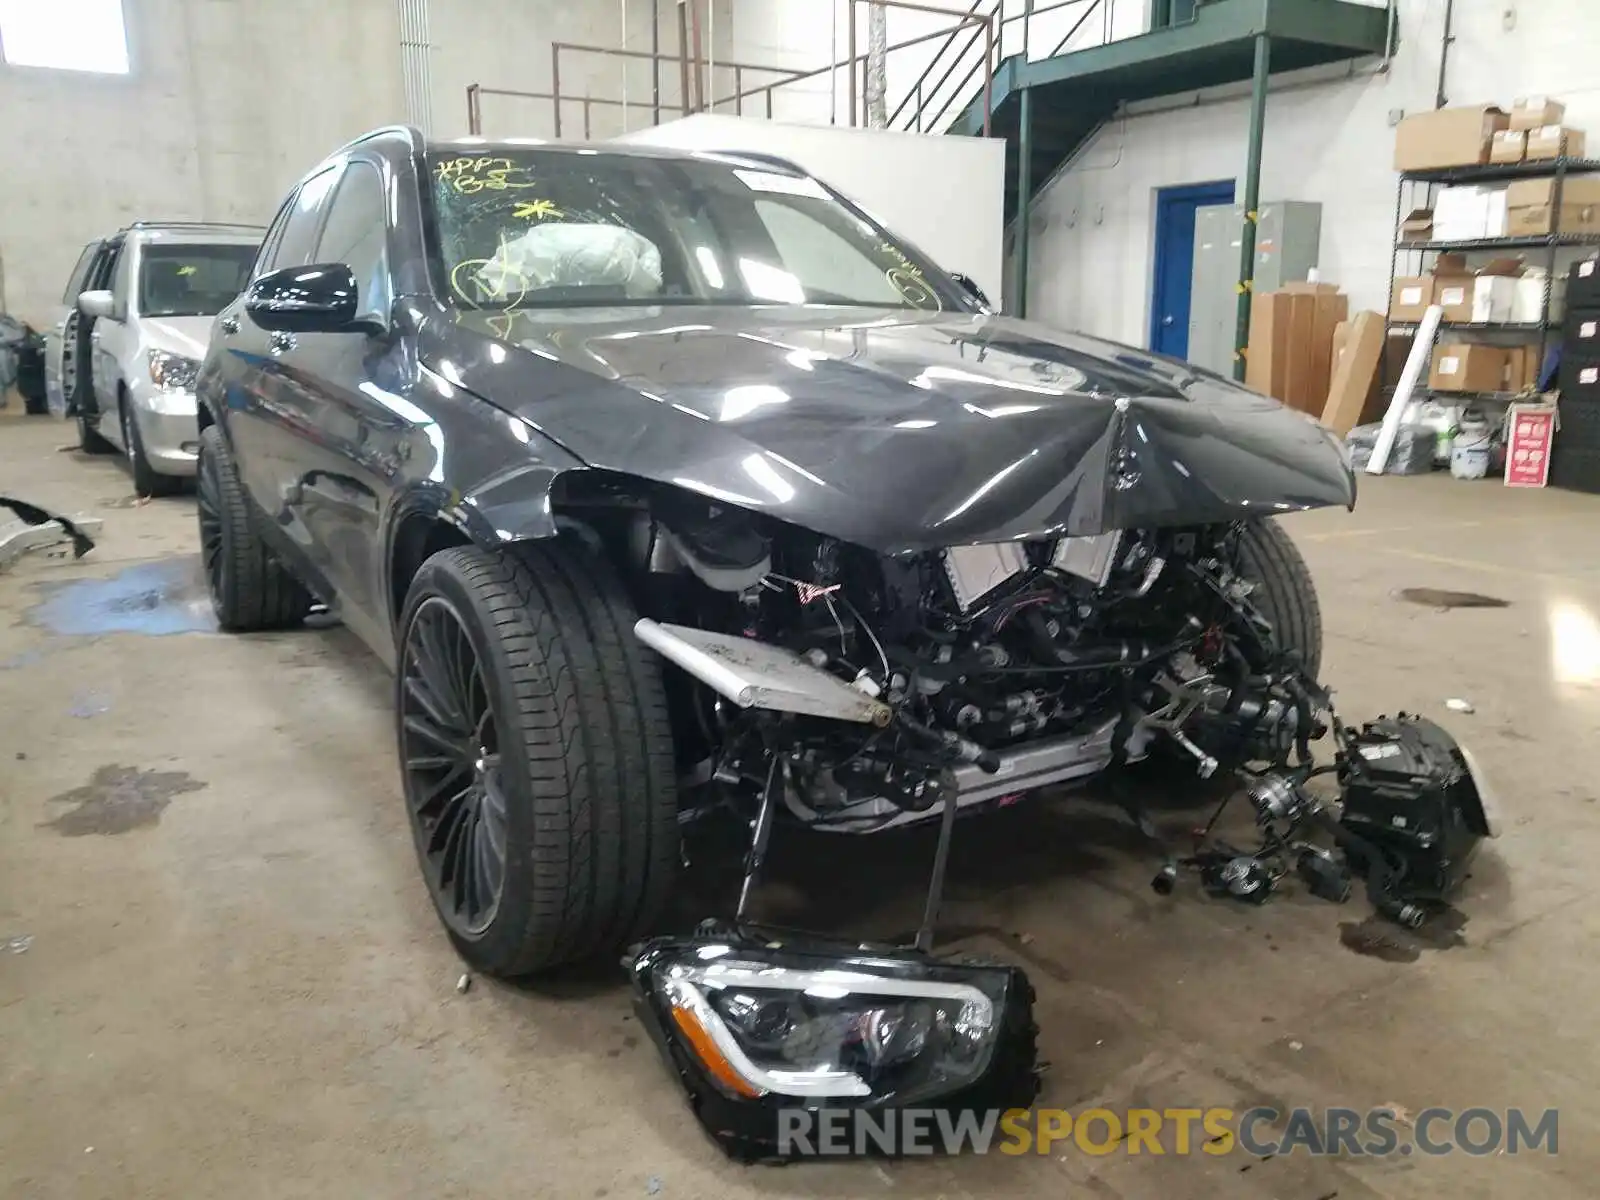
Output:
148,349,200,391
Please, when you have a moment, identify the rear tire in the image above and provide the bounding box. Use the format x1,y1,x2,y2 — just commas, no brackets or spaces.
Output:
196,425,310,631
396,540,679,977
123,398,180,498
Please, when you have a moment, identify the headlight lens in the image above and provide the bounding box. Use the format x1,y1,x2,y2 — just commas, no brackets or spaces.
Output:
627,933,1039,1159
662,958,997,1100
147,349,200,391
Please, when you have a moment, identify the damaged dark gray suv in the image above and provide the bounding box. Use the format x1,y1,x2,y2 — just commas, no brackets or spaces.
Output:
200,128,1499,1154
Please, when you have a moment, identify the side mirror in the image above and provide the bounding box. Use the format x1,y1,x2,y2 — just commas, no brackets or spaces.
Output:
77,290,114,320
245,263,379,335
951,273,991,309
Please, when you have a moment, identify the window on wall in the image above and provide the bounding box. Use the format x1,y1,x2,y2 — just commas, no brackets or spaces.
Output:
0,0,130,74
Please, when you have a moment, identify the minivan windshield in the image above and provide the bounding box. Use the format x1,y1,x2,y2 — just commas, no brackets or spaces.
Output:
425,148,964,313
138,243,257,318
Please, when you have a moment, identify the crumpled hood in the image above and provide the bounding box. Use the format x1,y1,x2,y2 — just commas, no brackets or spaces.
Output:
432,305,1354,552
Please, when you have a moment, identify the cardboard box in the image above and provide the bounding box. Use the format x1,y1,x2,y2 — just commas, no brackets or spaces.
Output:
1472,276,1518,323
1467,257,1526,323
1245,291,1291,399
1510,96,1566,132
1322,311,1386,434
1514,270,1563,323
1282,281,1348,415
1429,343,1509,392
1390,276,1432,322
1433,185,1490,241
1506,177,1600,236
1399,208,1435,243
1485,188,1510,237
1432,254,1476,322
1524,124,1587,161
1490,130,1526,163
1394,105,1510,171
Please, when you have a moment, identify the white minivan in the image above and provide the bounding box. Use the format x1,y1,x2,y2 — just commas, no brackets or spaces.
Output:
45,222,261,494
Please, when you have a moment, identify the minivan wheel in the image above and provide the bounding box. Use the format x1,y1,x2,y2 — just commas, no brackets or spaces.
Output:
396,540,678,977
122,399,180,498
196,425,311,631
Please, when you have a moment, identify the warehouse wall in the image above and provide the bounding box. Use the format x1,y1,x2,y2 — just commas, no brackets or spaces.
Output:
0,0,671,325
1025,0,1600,345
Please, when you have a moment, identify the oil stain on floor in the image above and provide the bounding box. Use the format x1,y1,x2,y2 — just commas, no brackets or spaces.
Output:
1396,587,1511,610
26,555,216,637
40,764,207,836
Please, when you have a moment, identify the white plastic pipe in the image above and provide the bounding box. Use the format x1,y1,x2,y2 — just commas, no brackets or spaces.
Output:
1366,302,1442,475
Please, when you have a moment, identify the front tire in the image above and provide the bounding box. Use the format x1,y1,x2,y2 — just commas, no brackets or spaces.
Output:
123,398,180,498
396,540,678,977
1236,518,1322,678
196,425,310,631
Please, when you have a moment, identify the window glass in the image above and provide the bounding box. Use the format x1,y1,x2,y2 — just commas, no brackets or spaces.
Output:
270,166,342,270
314,162,390,317
60,242,101,304
426,150,955,312
752,198,919,309
137,244,258,317
253,199,296,279
0,0,128,74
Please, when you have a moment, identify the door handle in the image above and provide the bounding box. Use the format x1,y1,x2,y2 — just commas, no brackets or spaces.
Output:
269,331,296,355
220,315,240,335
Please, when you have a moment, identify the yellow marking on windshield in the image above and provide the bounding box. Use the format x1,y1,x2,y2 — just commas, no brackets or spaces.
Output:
177,265,197,276
435,155,540,195
512,199,564,221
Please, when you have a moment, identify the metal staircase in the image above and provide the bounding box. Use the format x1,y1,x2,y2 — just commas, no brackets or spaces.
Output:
891,0,1392,354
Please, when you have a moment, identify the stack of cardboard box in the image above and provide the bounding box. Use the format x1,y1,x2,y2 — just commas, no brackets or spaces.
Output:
1244,282,1348,415
1393,97,1586,173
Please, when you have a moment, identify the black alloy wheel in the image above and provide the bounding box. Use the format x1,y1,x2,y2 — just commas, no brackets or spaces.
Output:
399,595,510,938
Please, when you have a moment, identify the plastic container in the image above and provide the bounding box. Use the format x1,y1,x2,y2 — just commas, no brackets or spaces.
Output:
1451,416,1493,480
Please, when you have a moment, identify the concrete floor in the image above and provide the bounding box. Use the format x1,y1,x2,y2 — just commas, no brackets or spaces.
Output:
2,409,1598,1199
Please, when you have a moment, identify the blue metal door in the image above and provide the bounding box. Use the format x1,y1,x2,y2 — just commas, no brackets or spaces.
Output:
1150,179,1235,359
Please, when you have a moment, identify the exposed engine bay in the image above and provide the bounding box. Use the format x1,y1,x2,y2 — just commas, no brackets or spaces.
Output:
604,488,1495,936
627,495,1319,834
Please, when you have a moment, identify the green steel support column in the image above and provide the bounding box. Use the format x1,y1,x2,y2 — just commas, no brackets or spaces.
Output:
1233,32,1271,382
1015,86,1034,318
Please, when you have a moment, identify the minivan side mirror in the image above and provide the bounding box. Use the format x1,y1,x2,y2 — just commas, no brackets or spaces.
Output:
77,290,115,320
245,263,381,335
951,273,991,309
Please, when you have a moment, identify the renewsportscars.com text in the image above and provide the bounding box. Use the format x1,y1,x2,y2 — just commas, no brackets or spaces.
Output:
776,1106,1559,1158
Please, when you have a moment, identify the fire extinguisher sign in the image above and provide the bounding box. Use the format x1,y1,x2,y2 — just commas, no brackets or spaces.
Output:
1505,404,1558,488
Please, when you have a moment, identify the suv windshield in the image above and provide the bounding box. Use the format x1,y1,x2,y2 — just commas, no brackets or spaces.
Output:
426,149,961,313
138,243,257,318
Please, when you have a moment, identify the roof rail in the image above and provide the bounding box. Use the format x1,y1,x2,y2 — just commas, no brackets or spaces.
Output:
123,220,267,233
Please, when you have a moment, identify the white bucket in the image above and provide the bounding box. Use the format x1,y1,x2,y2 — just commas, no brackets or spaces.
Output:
1451,420,1492,480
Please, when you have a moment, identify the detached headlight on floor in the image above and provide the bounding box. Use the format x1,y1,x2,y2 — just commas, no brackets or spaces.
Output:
147,349,200,391
627,932,1039,1160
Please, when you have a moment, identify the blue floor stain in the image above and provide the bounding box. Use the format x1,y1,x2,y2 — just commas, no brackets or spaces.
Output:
28,556,217,637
